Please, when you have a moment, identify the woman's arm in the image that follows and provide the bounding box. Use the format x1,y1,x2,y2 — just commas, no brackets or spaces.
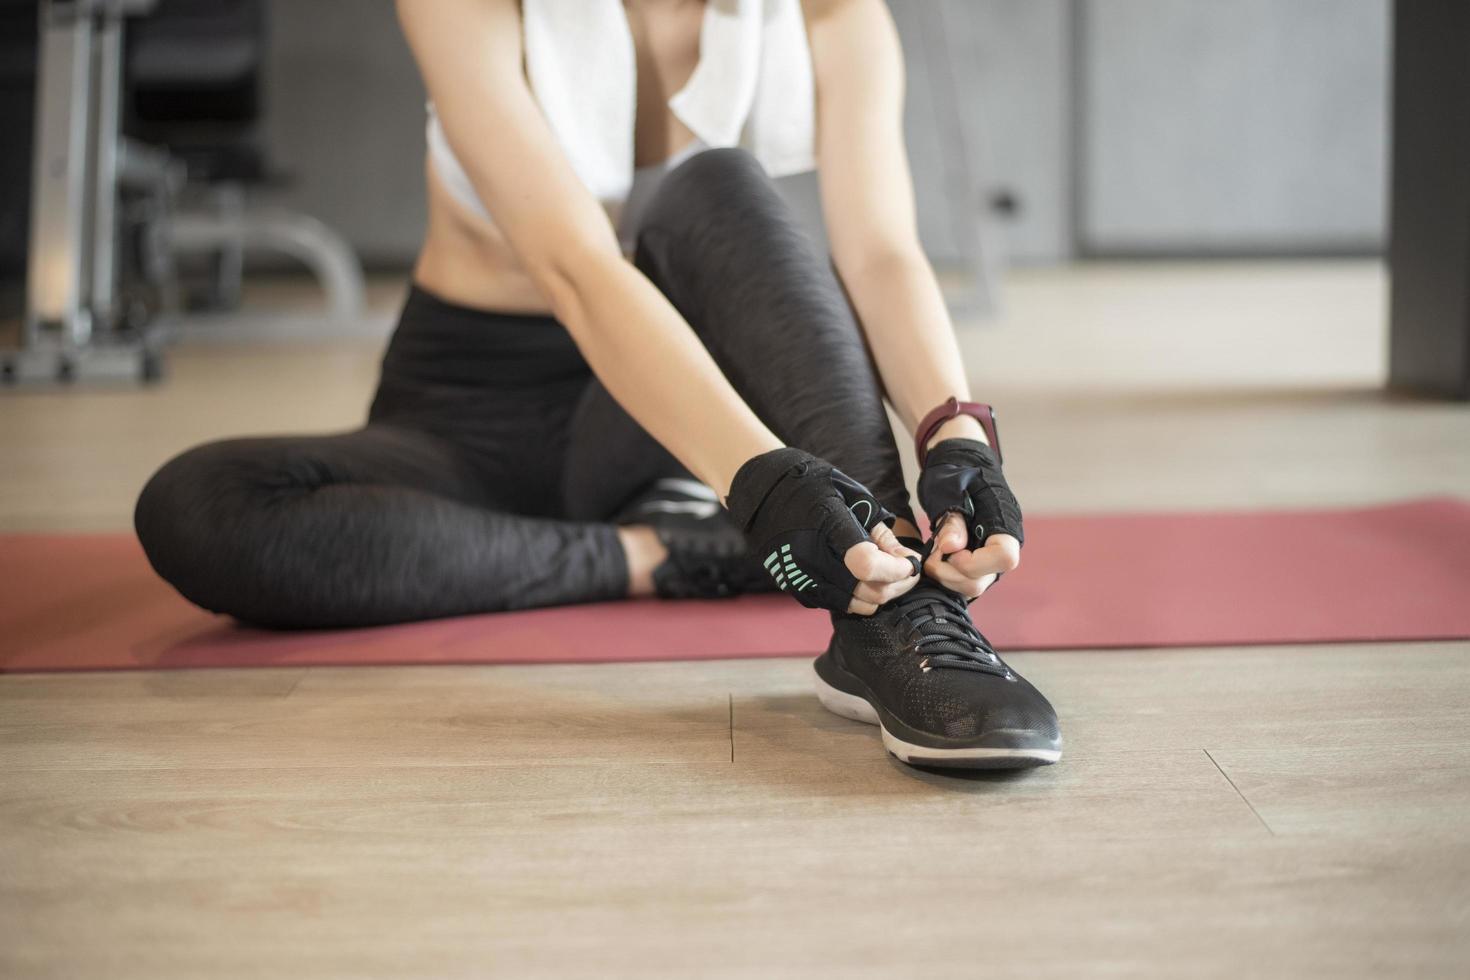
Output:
806,0,1020,589
805,0,990,452
397,0,779,498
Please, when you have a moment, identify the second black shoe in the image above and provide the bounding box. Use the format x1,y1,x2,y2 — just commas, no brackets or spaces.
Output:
814,579,1061,769
614,478,778,600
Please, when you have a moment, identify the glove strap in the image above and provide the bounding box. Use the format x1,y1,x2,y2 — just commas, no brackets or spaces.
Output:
915,397,1003,467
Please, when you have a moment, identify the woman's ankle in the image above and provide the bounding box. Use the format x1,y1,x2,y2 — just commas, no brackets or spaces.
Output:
616,524,667,597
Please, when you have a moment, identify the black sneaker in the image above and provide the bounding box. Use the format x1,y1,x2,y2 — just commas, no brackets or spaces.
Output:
814,579,1062,768
614,478,777,600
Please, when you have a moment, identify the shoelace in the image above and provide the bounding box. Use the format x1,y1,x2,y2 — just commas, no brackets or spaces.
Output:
890,584,1010,677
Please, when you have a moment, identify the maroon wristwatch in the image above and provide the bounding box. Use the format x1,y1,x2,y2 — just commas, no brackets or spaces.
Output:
914,397,1003,467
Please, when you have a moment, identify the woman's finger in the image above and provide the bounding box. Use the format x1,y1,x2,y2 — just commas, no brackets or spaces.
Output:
944,535,1021,579
930,512,969,557
921,558,997,601
923,536,966,578
844,540,917,584
923,553,976,594
846,595,880,616
851,571,922,607
869,521,922,562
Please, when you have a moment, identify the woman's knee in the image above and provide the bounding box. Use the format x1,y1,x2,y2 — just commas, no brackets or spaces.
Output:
642,147,775,236
137,444,216,548
669,146,767,187
134,440,269,613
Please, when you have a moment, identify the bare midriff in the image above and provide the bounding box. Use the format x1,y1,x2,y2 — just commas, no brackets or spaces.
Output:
412,164,554,315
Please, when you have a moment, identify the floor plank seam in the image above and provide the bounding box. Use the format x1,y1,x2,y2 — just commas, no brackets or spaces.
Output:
728,694,734,764
281,669,310,700
1204,748,1275,835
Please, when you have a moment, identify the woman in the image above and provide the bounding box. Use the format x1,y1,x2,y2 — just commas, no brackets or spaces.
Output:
134,0,1060,769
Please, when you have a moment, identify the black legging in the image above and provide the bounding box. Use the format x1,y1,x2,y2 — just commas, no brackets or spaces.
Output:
134,149,916,628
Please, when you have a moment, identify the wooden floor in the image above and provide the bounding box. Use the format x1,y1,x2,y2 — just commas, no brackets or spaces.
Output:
3,262,1469,977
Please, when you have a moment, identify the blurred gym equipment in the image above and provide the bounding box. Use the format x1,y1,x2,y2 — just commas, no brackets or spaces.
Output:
3,0,364,387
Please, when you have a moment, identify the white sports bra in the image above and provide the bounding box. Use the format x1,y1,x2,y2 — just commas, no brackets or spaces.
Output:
425,0,817,254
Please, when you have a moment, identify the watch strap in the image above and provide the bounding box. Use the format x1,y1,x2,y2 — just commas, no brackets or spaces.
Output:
915,397,1003,467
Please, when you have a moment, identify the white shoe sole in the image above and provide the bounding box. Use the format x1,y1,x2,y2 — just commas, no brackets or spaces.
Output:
813,665,1061,769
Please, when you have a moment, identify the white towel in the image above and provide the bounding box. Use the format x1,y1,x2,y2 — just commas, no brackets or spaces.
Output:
521,0,816,203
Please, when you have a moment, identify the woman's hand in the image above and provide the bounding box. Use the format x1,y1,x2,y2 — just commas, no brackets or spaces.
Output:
924,514,1020,600
725,447,922,615
850,520,925,614
917,437,1024,600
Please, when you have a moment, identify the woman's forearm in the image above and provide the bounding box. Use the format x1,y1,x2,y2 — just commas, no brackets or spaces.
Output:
544,256,782,498
841,248,988,448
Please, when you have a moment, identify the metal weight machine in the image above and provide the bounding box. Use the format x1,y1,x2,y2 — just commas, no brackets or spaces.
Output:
7,0,168,383
4,0,365,387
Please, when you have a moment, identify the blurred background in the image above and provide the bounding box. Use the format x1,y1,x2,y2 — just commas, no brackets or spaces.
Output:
4,6,1470,975
0,0,1466,528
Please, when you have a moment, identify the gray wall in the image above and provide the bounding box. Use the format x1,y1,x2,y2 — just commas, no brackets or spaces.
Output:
891,0,1073,264
1079,0,1389,255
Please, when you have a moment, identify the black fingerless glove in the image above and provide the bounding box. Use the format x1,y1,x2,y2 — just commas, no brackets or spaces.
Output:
725,447,895,612
917,438,1024,550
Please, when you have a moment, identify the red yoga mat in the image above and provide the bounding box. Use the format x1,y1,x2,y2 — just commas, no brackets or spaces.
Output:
2,498,1468,673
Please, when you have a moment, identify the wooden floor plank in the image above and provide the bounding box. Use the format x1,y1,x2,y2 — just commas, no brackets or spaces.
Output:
1208,742,1470,837
0,671,731,770
3,827,1464,978
0,753,1264,854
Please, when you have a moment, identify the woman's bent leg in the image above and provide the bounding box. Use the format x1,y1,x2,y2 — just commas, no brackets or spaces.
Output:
630,147,916,525
560,378,694,520
134,424,628,628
